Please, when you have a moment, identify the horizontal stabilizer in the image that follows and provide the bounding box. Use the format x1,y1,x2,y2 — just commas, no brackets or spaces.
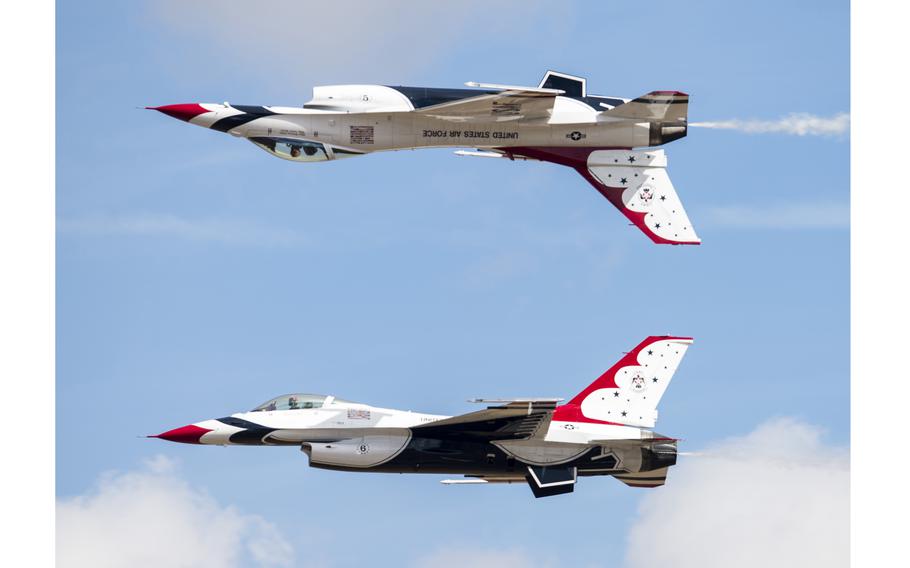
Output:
587,435,678,449
614,467,669,488
600,91,689,123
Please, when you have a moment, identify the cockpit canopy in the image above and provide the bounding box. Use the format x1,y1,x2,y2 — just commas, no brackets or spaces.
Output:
251,393,328,412
249,137,363,163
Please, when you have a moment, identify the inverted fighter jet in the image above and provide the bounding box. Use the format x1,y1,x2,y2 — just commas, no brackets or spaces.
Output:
150,71,699,245
152,335,693,498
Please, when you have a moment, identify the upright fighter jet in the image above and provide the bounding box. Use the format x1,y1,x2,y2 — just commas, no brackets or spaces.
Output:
150,71,699,245
153,336,693,498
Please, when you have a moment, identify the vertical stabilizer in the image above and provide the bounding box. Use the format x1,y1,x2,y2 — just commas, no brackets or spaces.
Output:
555,336,693,429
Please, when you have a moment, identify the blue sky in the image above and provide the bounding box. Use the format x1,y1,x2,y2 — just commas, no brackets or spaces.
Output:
57,1,848,566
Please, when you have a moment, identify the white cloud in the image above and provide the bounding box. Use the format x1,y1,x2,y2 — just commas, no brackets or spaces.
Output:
57,456,294,568
623,418,849,568
707,202,849,229
414,547,554,568
411,419,847,568
690,113,850,137
58,213,308,247
151,1,546,86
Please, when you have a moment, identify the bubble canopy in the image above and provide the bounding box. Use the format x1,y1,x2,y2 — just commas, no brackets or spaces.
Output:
248,137,363,163
251,394,329,412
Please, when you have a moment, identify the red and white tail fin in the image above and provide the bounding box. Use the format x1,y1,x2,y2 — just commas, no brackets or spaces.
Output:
557,336,693,428
586,150,700,245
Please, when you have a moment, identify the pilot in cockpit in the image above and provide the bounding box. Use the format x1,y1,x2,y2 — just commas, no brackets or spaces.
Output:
288,396,300,410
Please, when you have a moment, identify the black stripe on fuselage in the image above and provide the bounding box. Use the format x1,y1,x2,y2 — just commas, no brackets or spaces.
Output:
217,416,277,445
210,106,276,132
217,416,266,429
231,105,276,115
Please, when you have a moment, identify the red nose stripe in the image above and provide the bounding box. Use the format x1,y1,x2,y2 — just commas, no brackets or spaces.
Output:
153,424,212,444
149,103,210,122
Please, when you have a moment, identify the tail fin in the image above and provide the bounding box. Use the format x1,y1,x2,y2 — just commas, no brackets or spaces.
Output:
558,336,693,428
600,91,689,123
586,149,700,244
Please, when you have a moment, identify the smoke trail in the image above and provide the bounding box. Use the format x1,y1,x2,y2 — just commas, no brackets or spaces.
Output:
690,112,849,137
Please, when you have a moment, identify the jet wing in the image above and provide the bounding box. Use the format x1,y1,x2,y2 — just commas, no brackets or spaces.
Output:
412,399,560,440
415,83,563,122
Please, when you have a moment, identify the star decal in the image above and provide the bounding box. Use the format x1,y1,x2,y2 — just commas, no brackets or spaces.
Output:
660,195,667,201
647,349,653,355
620,177,628,184
655,223,661,229
613,391,620,397
628,156,636,163
652,377,659,383
621,411,627,417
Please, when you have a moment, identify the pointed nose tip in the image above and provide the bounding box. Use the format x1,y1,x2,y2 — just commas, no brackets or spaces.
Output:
148,103,210,122
151,424,212,444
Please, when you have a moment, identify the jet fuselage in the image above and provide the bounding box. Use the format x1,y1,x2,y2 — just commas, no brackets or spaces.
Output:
151,75,698,245
154,336,692,497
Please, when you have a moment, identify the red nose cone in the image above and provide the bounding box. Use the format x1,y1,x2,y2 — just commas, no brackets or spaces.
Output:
148,103,210,122
152,424,212,444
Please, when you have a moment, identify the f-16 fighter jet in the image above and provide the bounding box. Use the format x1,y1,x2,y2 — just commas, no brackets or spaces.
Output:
150,71,699,245
152,336,693,498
